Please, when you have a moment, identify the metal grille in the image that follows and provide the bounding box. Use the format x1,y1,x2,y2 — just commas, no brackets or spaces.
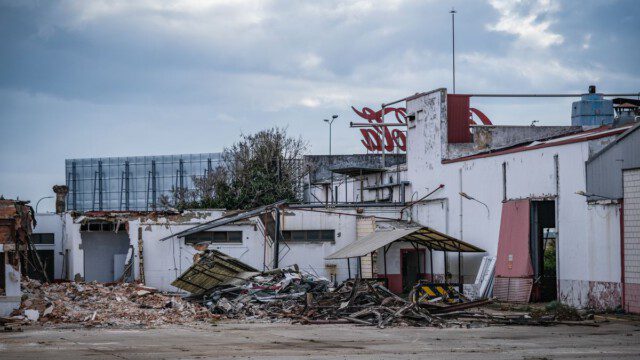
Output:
65,153,223,212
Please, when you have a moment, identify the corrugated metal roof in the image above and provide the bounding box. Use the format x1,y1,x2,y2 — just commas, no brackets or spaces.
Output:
444,124,631,164
159,200,286,241
171,249,259,294
325,224,485,260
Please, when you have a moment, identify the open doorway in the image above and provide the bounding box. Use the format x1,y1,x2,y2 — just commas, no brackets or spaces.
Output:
401,249,425,293
530,200,556,302
81,222,131,282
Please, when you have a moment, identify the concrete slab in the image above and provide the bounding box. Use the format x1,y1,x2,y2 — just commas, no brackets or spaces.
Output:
0,321,638,359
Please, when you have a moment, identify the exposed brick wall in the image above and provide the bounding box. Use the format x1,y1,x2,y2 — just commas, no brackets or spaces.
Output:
623,169,640,314
625,283,640,314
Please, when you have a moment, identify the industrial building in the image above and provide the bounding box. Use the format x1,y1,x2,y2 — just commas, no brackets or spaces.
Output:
25,86,640,319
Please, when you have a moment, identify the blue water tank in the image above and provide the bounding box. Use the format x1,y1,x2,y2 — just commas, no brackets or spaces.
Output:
571,86,614,126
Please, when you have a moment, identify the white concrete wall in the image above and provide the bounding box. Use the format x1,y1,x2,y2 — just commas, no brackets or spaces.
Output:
306,165,409,205
33,213,64,280
279,209,358,282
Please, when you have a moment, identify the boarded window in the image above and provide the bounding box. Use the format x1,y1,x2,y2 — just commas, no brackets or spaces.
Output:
283,230,335,242
185,231,243,244
80,222,126,232
31,233,55,244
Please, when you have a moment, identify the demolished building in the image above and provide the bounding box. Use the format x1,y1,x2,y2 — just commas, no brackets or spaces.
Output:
1,199,36,315
32,85,640,314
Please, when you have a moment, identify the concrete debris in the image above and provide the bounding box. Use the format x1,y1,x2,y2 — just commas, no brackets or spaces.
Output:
192,267,597,328
24,309,39,322
7,278,217,328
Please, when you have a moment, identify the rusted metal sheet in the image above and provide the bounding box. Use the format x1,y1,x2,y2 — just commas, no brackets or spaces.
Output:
446,94,471,143
495,200,533,277
493,277,533,303
493,200,534,303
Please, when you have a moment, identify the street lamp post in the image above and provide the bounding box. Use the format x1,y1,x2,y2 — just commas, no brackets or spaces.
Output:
323,115,339,203
323,114,339,155
35,196,54,213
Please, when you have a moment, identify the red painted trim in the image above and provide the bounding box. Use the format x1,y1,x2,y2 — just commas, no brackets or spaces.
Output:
621,199,626,311
442,126,629,164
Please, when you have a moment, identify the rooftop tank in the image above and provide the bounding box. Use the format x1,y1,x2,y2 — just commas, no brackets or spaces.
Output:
571,85,614,126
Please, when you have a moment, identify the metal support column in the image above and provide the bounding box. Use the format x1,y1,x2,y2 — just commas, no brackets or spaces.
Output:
71,161,77,211
458,251,463,293
273,208,281,269
429,248,434,282
347,258,352,279
151,160,157,210
179,159,185,191
124,161,130,210
97,160,103,211
444,250,448,284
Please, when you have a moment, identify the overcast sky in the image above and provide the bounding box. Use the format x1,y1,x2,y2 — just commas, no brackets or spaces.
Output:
1,0,639,211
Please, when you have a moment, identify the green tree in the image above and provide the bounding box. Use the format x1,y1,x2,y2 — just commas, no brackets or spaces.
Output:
160,127,307,210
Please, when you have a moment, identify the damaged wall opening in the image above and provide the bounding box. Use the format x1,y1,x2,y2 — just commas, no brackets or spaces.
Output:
530,200,557,302
81,222,131,282
495,199,557,303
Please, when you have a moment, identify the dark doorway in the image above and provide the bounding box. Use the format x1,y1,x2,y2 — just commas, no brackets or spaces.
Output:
22,250,54,283
401,249,425,293
530,200,557,302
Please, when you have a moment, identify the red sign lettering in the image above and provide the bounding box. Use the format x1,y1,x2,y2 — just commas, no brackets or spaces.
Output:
352,105,493,152
351,106,407,152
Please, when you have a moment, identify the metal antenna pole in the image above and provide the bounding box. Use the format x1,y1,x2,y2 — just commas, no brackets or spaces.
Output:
450,8,457,94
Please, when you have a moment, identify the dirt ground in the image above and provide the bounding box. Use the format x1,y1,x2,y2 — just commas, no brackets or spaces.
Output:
1,320,639,359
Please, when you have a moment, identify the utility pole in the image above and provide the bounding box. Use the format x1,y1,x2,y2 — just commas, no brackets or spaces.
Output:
450,7,457,94
324,115,338,203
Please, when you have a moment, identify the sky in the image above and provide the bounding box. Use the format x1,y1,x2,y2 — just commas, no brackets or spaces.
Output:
1,0,639,212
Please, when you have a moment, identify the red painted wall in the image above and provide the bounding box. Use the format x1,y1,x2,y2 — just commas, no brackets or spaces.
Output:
447,94,471,143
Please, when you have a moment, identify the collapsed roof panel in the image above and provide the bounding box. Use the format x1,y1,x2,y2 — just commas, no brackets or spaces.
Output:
171,249,259,295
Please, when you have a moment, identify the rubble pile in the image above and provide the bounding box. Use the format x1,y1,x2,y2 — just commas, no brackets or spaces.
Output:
3,278,215,328
198,268,598,328
204,268,330,321
300,278,441,327
200,269,444,328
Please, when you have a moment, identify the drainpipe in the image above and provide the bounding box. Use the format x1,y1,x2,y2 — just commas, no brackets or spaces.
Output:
554,154,560,300
458,168,463,285
273,207,281,269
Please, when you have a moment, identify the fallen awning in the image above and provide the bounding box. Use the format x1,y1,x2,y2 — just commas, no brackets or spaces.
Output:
171,249,259,294
325,224,485,260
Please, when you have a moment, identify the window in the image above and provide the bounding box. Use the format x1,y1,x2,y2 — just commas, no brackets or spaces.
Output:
283,230,334,243
185,231,243,244
80,222,126,232
31,233,55,245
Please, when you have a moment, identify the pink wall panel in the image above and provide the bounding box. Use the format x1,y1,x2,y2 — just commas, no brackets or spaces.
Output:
495,199,533,277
